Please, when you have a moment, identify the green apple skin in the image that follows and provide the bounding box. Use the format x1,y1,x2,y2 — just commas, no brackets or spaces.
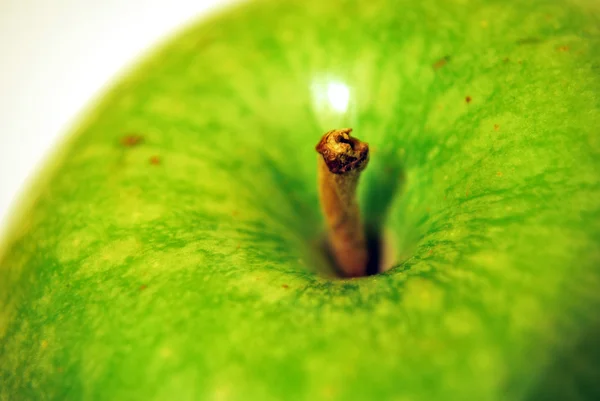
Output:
1,0,600,399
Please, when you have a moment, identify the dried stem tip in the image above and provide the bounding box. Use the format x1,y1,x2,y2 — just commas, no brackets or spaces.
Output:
315,128,369,174
316,128,370,277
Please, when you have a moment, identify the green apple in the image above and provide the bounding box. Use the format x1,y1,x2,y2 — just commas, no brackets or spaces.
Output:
1,0,599,399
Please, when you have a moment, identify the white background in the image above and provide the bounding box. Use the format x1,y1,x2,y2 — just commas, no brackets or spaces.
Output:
0,0,235,232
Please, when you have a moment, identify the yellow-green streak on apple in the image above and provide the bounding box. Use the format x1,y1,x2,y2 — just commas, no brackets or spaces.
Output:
1,0,600,399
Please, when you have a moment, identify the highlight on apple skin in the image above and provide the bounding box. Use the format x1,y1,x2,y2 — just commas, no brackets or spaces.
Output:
1,0,599,400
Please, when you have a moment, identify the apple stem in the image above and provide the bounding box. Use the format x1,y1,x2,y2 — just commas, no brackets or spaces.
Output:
316,128,370,278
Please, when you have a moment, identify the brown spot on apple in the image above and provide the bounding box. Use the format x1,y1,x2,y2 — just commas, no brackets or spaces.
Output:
558,45,570,52
282,284,289,289
139,284,148,291
465,96,472,104
149,156,161,165
494,124,500,131
433,56,450,70
496,171,503,177
121,134,144,147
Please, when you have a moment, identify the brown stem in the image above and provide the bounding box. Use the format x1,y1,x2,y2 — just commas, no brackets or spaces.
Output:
316,128,370,277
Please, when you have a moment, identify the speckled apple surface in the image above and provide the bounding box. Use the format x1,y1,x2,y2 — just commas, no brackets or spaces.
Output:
1,0,599,399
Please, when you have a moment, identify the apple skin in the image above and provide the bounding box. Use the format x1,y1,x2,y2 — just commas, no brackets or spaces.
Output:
1,0,600,399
